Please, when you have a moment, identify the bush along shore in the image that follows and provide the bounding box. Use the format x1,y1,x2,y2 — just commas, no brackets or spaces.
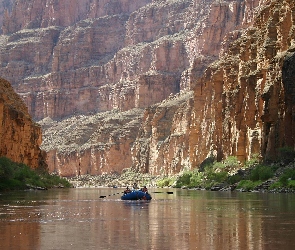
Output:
156,149,295,193
66,148,295,194
0,157,72,191
3,148,293,194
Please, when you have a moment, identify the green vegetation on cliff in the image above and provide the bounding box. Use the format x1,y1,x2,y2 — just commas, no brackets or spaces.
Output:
157,148,295,192
0,157,72,191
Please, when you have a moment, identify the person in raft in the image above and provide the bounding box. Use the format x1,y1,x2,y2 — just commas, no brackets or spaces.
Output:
124,186,131,194
141,186,148,193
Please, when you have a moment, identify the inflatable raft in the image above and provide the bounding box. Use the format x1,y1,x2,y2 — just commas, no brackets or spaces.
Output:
121,190,152,200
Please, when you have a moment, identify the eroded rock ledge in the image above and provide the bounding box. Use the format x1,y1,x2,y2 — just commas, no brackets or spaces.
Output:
0,77,45,168
2,0,295,178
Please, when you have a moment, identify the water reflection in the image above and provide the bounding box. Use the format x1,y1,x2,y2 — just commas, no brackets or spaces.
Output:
0,196,41,249
1,189,295,249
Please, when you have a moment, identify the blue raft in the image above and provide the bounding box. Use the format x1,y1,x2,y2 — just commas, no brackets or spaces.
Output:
121,190,152,200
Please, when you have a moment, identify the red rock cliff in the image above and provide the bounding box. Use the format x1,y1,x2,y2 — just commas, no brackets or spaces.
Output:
39,0,263,176
131,0,295,175
188,0,295,166
1,0,294,177
0,0,258,121
0,77,45,168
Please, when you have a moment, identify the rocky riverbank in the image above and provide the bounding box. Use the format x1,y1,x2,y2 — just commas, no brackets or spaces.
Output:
65,168,162,188
189,162,295,194
65,161,295,194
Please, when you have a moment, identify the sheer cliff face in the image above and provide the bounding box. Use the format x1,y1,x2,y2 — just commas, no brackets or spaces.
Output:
132,0,295,175
1,0,152,34
0,0,152,120
0,0,293,176
36,0,261,176
0,78,45,168
189,0,295,166
0,0,258,121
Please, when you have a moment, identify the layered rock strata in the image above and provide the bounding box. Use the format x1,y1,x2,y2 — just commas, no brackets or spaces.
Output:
131,0,295,174
3,0,293,177
36,0,262,176
2,0,151,34
131,91,194,175
188,0,295,166
0,77,45,168
0,0,259,121
0,0,14,34
40,108,144,176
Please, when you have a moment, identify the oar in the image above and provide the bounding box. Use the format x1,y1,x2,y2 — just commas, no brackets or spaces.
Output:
99,192,124,198
152,191,174,194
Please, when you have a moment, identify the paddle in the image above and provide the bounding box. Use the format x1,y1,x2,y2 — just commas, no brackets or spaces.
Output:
152,191,174,194
99,192,123,198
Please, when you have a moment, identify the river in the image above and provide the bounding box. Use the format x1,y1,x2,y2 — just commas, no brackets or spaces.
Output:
1,188,295,250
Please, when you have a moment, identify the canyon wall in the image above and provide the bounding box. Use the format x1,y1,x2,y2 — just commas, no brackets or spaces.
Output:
132,0,295,175
40,109,144,176
187,0,295,166
0,0,258,121
0,77,45,168
1,0,152,34
1,0,294,176
33,0,262,176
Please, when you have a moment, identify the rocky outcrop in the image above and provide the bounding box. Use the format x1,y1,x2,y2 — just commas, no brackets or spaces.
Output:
1,0,152,34
40,108,143,176
188,0,295,166
0,0,259,121
282,51,295,150
0,0,14,34
0,77,45,168
2,0,294,177
129,0,295,175
131,91,194,175
31,0,262,176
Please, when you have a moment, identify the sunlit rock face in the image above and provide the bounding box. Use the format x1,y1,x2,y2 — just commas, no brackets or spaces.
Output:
0,0,152,120
0,0,259,121
2,0,293,176
0,78,45,168
30,0,261,176
1,0,152,34
40,108,144,176
188,0,295,167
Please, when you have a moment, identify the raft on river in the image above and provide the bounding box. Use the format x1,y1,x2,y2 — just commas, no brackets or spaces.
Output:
121,190,152,200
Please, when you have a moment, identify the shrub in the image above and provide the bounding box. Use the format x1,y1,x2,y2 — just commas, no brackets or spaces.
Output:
249,165,274,181
175,172,192,188
189,171,205,188
227,174,242,185
206,171,228,183
14,164,36,181
244,153,261,168
237,180,262,191
212,161,225,170
157,177,175,188
279,169,295,186
287,180,295,189
269,181,284,190
0,156,72,191
282,168,295,180
223,156,240,169
0,157,14,180
278,147,295,164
